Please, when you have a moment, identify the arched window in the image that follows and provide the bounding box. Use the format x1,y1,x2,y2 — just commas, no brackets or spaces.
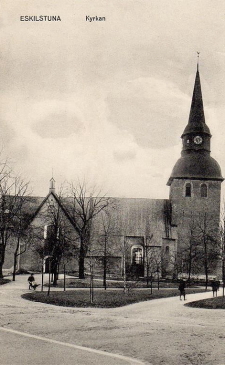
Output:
165,246,169,254
201,183,208,198
185,183,191,197
131,246,143,265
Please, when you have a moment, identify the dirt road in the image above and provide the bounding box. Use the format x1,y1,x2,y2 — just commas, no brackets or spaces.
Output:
0,275,224,365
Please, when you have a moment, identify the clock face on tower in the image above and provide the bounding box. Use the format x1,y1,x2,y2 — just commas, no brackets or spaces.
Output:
194,136,203,145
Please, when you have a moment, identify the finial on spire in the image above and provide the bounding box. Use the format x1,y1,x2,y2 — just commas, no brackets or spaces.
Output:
197,51,200,71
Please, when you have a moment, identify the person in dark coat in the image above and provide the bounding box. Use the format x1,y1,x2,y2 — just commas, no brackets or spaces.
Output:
178,279,186,300
215,280,220,292
28,273,35,290
211,279,218,297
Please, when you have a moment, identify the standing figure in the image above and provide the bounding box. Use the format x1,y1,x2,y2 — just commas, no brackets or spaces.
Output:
28,273,35,290
211,279,218,297
178,279,186,300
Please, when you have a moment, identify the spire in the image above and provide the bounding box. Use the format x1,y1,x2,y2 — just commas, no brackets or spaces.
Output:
188,68,205,124
181,66,211,137
167,62,223,186
49,177,55,193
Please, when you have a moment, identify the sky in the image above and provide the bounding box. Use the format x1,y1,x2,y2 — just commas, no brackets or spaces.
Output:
1,0,225,199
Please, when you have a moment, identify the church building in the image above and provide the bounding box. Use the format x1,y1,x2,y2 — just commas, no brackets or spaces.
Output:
4,65,224,280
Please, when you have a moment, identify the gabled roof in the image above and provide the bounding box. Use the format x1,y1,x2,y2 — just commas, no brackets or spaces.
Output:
27,192,80,232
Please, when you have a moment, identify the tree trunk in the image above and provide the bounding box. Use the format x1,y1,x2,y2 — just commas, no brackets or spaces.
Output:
205,260,208,290
150,273,153,294
12,254,17,281
47,261,51,296
188,259,192,282
90,263,94,303
146,263,149,287
0,262,3,279
103,236,107,290
0,245,5,278
204,239,208,290
13,237,20,281
63,264,66,291
203,214,208,291
53,271,58,286
188,245,192,282
79,241,85,279
103,257,107,290
123,239,127,293
203,216,208,290
52,261,58,286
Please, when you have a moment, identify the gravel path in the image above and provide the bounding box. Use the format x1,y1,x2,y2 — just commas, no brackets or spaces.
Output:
0,275,224,365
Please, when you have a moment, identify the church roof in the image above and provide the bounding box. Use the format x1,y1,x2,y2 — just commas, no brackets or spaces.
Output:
167,152,223,185
26,194,171,241
181,69,211,137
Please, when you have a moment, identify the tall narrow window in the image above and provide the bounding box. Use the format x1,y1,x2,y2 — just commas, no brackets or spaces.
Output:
132,246,143,265
185,183,191,197
201,183,207,197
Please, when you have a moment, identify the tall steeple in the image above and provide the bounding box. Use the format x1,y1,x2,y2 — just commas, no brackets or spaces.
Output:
168,61,223,281
167,64,223,185
181,66,211,140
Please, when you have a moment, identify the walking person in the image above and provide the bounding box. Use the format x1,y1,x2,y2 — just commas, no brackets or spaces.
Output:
178,279,186,300
28,273,35,290
211,279,218,298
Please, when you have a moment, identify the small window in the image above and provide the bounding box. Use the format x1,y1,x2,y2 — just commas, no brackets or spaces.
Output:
185,183,191,197
165,246,169,254
201,184,207,198
44,224,54,239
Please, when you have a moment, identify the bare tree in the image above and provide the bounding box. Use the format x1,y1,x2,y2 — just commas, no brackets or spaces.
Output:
144,211,161,289
179,218,203,282
194,213,220,289
84,249,100,304
145,244,162,291
222,239,225,298
92,203,118,289
219,205,225,297
119,215,132,293
122,236,129,292
42,194,77,286
0,163,30,278
175,212,220,288
12,208,34,281
66,181,111,279
144,234,153,288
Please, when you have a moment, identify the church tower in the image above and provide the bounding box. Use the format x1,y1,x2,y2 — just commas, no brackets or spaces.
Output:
167,65,223,274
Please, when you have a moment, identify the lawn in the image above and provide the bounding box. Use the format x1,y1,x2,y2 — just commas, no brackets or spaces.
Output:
186,295,225,309
22,287,206,308
0,278,10,285
54,277,183,289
